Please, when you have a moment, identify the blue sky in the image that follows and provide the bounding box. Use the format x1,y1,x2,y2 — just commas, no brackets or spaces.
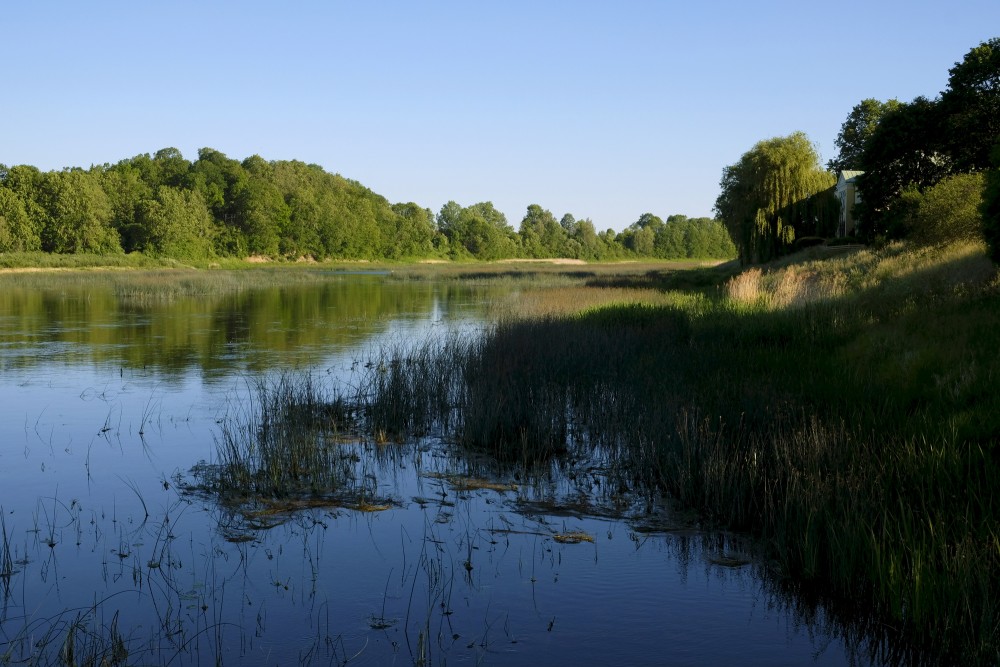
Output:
4,1,998,231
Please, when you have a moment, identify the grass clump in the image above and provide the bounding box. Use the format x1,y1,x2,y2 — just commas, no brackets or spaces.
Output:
330,239,999,663
197,241,997,662
198,373,355,507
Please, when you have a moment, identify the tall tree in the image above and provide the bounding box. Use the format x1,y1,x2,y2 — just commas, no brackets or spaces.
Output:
38,170,121,254
519,204,566,258
571,217,600,258
982,142,1000,263
101,164,153,252
0,165,45,248
940,37,1000,172
715,132,834,263
827,98,902,173
559,213,576,233
135,186,216,259
390,202,436,258
0,188,40,252
439,201,517,259
855,97,952,237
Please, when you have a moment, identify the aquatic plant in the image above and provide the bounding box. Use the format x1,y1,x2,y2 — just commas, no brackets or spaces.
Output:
310,239,1000,664
208,373,354,502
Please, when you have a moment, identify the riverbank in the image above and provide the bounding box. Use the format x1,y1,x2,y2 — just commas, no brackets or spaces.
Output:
335,239,999,663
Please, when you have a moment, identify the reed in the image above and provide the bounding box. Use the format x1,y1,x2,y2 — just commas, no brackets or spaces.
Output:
0,510,15,600
208,373,354,504
307,239,1000,663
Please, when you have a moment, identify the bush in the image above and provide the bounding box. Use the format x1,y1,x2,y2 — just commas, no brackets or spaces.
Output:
902,172,986,245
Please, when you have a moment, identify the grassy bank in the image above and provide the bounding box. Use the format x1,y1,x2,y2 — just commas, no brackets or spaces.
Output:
0,255,723,306
321,240,999,663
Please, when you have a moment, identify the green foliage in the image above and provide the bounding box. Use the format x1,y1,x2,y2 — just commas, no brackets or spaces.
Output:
1,146,727,263
136,187,216,259
847,39,999,239
618,213,736,260
856,97,953,237
0,188,41,252
827,98,902,173
519,204,569,258
389,202,436,258
231,173,286,257
715,132,834,263
101,165,153,252
437,201,518,260
37,170,121,254
982,142,1000,263
940,37,1000,172
897,173,986,245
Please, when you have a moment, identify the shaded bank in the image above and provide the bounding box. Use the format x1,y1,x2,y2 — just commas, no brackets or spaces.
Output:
319,241,999,664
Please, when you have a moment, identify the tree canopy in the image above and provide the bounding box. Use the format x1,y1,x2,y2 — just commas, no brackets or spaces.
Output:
715,132,835,264
827,98,902,174
0,148,736,263
845,38,1000,242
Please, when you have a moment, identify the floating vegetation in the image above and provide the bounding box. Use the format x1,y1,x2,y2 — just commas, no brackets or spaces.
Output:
552,531,595,544
344,500,395,513
182,373,363,524
422,472,518,493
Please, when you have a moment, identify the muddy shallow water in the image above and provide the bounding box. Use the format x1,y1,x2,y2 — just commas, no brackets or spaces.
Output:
0,276,876,665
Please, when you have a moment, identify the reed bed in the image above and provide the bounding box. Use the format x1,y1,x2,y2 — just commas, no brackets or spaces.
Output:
192,240,996,662
202,374,355,507
278,239,998,664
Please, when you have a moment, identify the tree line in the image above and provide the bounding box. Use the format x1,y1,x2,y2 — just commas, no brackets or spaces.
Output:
0,148,735,263
717,37,1000,264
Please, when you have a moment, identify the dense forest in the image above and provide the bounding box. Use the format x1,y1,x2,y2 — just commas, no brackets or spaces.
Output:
0,148,735,263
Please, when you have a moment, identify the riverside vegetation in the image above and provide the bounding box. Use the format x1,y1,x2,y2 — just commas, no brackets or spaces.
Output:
0,263,866,666
239,240,998,664
0,243,994,664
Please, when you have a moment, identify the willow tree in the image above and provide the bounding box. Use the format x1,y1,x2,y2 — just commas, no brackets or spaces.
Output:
715,132,835,264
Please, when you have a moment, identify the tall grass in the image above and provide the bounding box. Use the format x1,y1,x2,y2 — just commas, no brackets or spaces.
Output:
304,239,1000,663
208,374,353,503
194,240,995,661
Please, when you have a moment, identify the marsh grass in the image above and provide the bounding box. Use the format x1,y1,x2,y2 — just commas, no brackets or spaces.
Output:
294,239,1000,664
0,511,15,599
0,265,363,304
194,374,356,513
1,601,134,667
191,241,996,662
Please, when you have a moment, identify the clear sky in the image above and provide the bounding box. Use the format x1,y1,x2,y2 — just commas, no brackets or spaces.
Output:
3,1,998,231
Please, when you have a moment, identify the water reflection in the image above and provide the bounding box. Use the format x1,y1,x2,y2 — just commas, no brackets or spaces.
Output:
0,277,497,379
0,275,903,665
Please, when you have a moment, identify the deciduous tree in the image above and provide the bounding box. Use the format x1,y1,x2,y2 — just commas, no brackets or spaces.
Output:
828,98,901,173
856,97,953,238
715,132,833,263
940,38,1000,172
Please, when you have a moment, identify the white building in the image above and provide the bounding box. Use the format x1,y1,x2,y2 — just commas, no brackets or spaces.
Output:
835,171,863,237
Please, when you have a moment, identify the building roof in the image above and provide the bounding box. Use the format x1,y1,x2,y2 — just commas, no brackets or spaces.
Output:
839,170,864,182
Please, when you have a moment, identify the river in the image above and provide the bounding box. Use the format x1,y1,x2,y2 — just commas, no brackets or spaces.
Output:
0,273,874,665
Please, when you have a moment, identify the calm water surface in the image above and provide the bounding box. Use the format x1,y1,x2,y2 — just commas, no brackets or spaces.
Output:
0,276,874,665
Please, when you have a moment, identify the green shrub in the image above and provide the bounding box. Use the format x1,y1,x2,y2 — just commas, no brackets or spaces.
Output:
902,172,986,245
